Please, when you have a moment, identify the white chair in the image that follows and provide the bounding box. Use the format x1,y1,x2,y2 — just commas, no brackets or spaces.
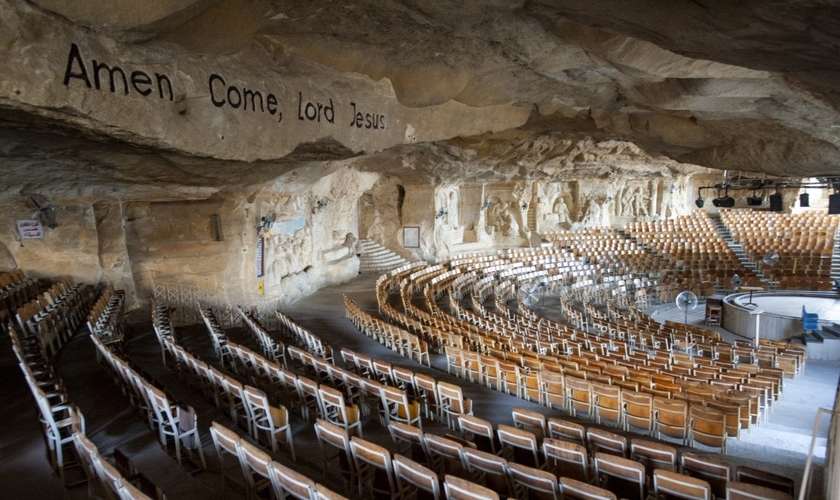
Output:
380,385,422,430
318,385,362,438
242,385,295,460
147,385,205,468
268,459,316,500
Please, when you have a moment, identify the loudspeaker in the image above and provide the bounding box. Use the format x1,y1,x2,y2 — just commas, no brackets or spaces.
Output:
829,193,840,214
769,193,783,211
746,196,763,206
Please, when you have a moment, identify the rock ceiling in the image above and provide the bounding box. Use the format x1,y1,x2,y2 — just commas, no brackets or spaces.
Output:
2,0,840,198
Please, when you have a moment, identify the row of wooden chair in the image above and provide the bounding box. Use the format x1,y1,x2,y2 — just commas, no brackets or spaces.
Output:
73,432,162,500
237,305,285,362
91,333,206,468
161,336,295,460
337,346,473,430
87,284,125,340
382,415,793,500
210,421,342,500
16,279,92,356
276,308,334,362
0,268,41,325
13,322,86,484
345,297,431,365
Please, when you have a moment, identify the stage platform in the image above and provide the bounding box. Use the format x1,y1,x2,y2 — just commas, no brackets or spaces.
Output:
722,290,840,359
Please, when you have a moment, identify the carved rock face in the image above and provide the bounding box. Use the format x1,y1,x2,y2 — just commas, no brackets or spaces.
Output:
0,0,838,195
0,0,837,307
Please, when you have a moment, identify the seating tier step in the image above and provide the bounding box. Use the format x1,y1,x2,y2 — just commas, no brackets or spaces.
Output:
357,239,411,274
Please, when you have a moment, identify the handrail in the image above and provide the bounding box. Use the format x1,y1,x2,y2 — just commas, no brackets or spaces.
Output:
799,407,840,500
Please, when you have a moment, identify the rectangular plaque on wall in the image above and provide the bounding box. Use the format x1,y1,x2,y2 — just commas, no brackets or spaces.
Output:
403,226,420,248
17,219,43,239
256,237,265,277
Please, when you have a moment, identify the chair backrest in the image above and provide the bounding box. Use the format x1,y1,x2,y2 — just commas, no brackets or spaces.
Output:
559,476,618,500
312,482,347,500
508,461,561,500
443,474,500,500
437,381,467,411
116,477,152,500
388,420,425,446
458,414,497,454
210,420,241,457
497,424,540,468
243,384,270,416
547,417,586,446
268,458,316,500
350,436,397,498
511,407,547,440
689,406,727,452
542,437,590,483
462,447,508,476
654,396,688,441
350,436,393,474
681,451,732,497
392,365,415,391
734,465,795,496
73,432,101,490
314,417,352,456
380,385,418,425
630,438,677,474
239,439,272,485
318,385,349,423
93,455,124,498
654,469,712,500
725,481,794,500
424,433,467,471
586,427,627,457
393,453,441,500
593,452,645,500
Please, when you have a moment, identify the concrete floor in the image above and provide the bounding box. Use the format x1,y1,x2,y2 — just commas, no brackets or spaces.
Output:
1,273,837,498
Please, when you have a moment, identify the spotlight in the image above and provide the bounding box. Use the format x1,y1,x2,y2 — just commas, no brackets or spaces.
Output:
799,193,810,207
695,197,704,208
712,196,735,208
747,190,763,206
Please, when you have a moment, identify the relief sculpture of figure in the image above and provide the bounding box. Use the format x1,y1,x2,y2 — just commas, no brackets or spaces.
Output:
633,186,649,216
554,196,570,225
582,198,601,227
621,188,634,216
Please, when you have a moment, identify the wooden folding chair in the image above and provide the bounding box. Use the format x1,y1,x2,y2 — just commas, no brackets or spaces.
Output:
559,476,617,500
350,436,399,499
443,474,499,500
653,469,712,500
314,418,356,492
725,481,794,500
393,453,442,500
267,458,316,500
462,448,513,498
508,461,561,500
497,424,542,469
458,414,498,455
543,437,591,484
593,452,646,500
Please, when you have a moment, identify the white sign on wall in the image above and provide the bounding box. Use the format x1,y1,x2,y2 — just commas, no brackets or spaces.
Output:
17,219,43,239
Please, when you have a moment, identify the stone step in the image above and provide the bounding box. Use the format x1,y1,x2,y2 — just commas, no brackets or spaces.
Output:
824,323,840,337
357,238,411,274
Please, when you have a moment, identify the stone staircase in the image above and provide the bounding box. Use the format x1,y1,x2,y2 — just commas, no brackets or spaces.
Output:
708,213,763,282
357,239,411,274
